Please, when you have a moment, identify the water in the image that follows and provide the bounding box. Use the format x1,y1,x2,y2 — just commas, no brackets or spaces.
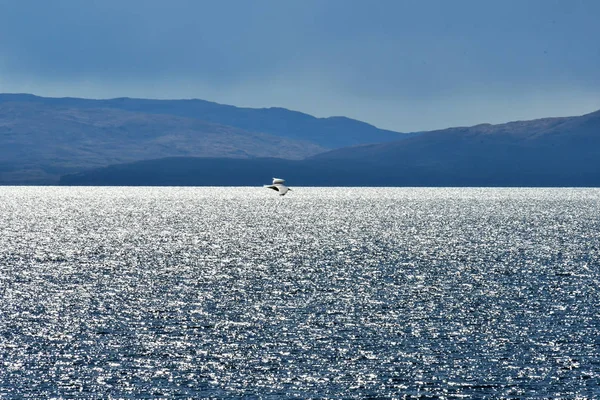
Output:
1,187,599,398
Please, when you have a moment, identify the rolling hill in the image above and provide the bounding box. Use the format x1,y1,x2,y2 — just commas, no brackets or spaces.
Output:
308,109,600,186
60,109,600,187
0,102,325,184
0,93,406,146
0,94,411,184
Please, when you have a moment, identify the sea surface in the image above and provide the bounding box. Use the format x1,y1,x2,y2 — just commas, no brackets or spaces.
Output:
1,187,599,399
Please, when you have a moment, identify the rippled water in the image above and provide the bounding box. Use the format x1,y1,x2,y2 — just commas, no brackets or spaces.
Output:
1,187,599,398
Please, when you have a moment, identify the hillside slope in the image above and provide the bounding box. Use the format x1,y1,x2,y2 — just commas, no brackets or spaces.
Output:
0,102,324,183
309,110,600,186
0,94,408,148
61,110,600,187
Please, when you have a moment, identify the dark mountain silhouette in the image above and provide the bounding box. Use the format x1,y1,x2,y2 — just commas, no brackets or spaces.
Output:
59,157,404,186
0,93,406,147
0,93,411,184
0,101,325,184
60,109,600,187
308,109,600,186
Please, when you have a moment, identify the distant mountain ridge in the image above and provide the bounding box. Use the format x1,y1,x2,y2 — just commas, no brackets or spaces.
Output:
1,93,598,186
0,93,410,184
0,93,406,148
306,108,600,186
0,101,325,183
311,109,600,163
61,109,600,187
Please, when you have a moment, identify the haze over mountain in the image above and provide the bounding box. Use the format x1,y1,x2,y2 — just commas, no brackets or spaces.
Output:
0,94,408,184
2,1,599,132
60,108,600,187
307,109,600,186
0,94,404,147
1,93,598,186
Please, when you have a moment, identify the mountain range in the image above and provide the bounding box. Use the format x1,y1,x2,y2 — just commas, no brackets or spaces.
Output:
1,94,598,186
307,109,600,186
0,94,409,184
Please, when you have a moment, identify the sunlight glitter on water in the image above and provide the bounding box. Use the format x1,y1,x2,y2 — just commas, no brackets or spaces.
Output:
1,187,599,398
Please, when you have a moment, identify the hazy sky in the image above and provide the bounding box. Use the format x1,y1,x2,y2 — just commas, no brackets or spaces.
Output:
1,0,599,131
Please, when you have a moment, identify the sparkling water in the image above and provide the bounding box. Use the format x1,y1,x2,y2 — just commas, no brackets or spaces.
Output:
1,187,599,398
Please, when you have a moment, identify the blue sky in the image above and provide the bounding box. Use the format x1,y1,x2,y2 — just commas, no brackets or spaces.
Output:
0,0,599,131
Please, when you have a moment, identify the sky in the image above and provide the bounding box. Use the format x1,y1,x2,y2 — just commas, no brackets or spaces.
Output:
0,0,599,132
